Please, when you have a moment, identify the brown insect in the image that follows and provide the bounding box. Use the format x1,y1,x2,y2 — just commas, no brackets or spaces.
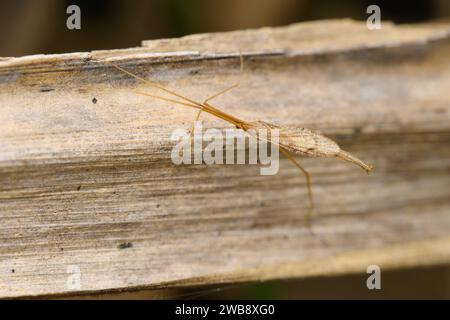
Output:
104,55,372,226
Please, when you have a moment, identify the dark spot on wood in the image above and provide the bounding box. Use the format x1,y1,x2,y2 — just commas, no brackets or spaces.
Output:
77,185,81,191
156,204,160,208
11,269,15,273
92,97,97,104
118,242,133,249
39,87,54,92
353,127,362,135
60,248,64,251
189,69,199,75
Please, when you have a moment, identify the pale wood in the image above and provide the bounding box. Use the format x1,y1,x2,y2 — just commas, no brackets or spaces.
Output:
0,20,450,298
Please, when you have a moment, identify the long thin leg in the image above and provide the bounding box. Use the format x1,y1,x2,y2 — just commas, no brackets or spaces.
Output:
193,53,244,128
106,61,204,108
279,148,314,227
190,106,205,136
106,57,247,127
134,90,202,111
254,121,313,210
190,83,240,135
134,90,244,128
204,83,240,104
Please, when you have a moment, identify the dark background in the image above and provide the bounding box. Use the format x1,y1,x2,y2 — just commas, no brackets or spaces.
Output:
1,0,449,57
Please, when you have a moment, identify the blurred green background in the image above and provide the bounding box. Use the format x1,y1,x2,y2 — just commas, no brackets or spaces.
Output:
70,264,450,299
1,0,449,57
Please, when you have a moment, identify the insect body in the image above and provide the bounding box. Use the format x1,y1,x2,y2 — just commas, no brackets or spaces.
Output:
245,121,372,173
105,57,372,226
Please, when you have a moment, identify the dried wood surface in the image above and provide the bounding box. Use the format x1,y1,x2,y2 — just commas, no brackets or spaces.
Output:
0,20,450,298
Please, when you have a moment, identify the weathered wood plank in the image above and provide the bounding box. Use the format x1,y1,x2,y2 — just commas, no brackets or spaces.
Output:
0,20,450,298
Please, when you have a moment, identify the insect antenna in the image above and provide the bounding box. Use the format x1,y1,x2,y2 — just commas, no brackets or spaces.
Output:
104,60,204,108
134,90,202,111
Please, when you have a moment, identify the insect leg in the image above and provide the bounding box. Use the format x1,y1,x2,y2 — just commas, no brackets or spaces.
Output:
279,148,314,227
190,106,204,137
106,61,204,108
189,84,241,135
193,53,244,128
204,52,244,105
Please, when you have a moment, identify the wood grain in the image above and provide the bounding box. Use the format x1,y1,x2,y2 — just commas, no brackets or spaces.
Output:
0,20,450,298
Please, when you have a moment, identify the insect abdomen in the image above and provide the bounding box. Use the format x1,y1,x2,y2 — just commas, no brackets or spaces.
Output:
279,127,341,157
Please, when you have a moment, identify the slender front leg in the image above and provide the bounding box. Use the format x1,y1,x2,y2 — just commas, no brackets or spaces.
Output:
191,53,244,135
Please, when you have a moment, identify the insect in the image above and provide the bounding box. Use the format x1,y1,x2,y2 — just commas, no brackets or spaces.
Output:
104,55,372,226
